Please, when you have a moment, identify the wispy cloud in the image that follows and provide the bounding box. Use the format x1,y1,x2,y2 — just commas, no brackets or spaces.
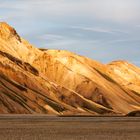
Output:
39,33,77,48
70,26,129,35
1,0,140,23
107,38,140,44
42,38,78,49
70,26,114,34
40,34,65,41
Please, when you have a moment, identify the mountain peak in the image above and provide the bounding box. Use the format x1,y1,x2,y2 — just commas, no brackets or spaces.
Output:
108,60,129,65
0,22,21,42
0,22,12,30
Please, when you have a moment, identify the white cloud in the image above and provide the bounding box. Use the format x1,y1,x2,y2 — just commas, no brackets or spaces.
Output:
42,38,77,47
107,38,140,44
70,26,128,34
70,26,114,34
39,32,77,47
1,0,140,23
83,0,140,23
40,34,65,41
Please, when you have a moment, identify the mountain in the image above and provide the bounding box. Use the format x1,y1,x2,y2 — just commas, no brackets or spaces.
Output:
0,22,140,115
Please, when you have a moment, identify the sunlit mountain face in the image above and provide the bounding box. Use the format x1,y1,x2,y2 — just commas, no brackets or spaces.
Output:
0,22,140,115
0,0,140,66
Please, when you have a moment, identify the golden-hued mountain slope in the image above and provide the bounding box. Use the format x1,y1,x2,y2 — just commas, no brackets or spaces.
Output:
0,22,140,115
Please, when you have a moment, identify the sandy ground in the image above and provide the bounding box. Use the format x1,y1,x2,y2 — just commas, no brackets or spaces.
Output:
0,115,139,140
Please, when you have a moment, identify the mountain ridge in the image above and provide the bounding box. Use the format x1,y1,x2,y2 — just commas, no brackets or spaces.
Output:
0,22,140,115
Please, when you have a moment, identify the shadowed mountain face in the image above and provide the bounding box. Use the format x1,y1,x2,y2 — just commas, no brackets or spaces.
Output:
0,22,140,115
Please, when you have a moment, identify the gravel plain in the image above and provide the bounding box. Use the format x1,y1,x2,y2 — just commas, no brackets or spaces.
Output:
0,115,139,140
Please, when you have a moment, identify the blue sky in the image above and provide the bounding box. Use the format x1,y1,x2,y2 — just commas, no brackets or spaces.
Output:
0,0,140,66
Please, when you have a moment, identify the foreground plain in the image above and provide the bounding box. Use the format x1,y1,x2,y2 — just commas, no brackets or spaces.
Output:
0,115,139,140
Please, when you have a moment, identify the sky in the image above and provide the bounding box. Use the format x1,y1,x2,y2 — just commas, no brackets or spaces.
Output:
0,0,140,66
